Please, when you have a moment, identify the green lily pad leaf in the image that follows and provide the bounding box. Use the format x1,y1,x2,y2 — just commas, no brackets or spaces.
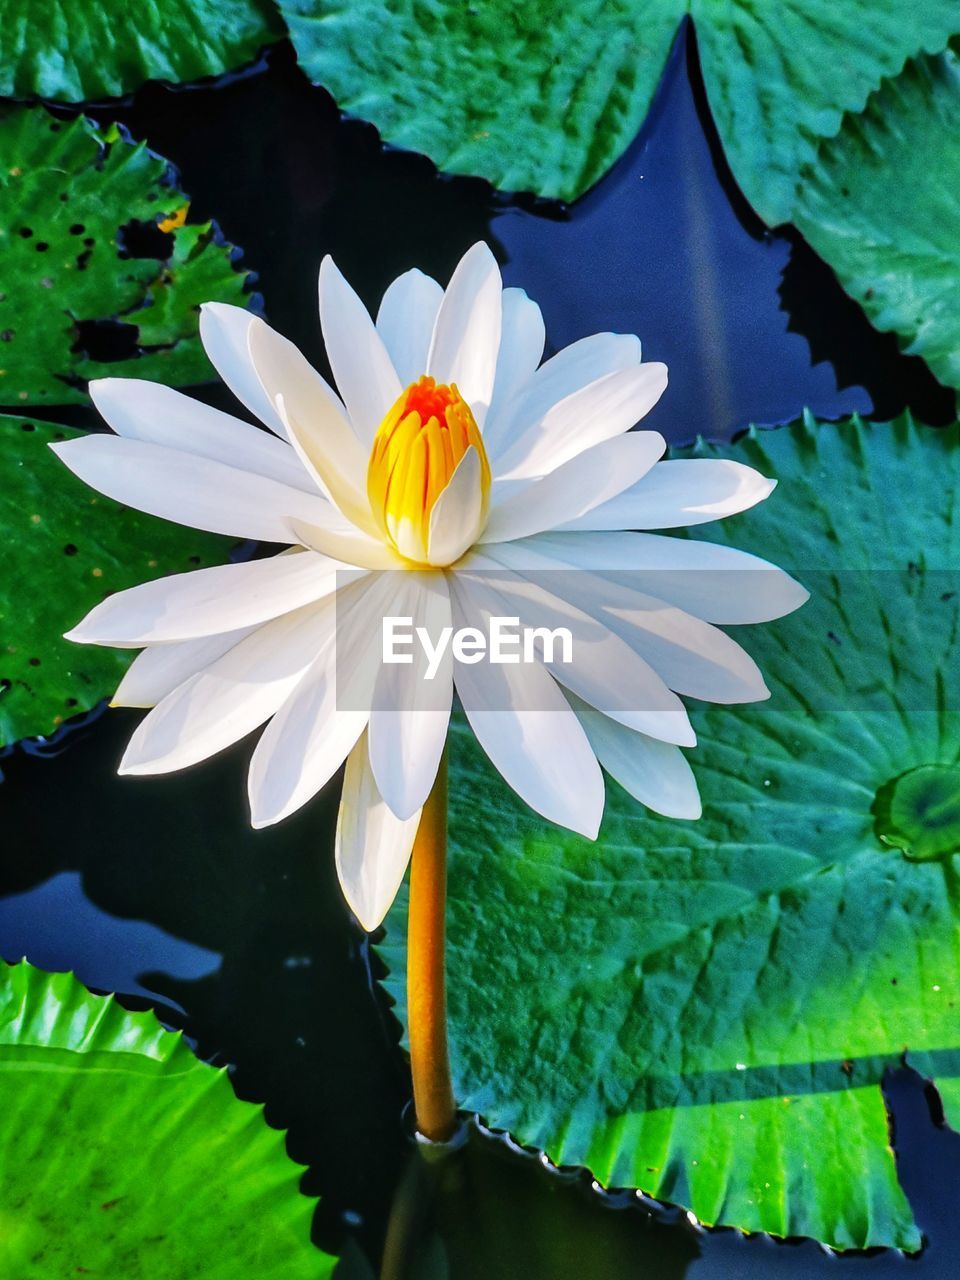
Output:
0,0,282,101
381,413,960,1250
0,961,334,1277
0,414,231,747
0,106,252,406
277,0,958,216
795,51,960,392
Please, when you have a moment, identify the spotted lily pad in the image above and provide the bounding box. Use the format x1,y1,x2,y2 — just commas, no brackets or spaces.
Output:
381,413,960,1250
0,415,231,746
0,106,252,406
795,51,960,393
0,0,282,101
0,961,334,1277
278,0,958,217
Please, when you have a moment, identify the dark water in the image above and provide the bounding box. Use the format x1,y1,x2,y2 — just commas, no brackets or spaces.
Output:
3,21,958,1279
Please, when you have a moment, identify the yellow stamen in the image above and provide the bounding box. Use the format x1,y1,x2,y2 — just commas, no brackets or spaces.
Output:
367,376,490,564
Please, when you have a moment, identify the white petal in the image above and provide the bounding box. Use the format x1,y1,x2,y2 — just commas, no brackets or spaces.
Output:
118,600,339,776
199,303,289,436
493,362,668,480
273,392,377,535
478,541,769,705
67,551,349,647
456,560,696,744
557,459,777,532
523,531,809,624
483,287,545,449
368,574,452,819
51,435,336,544
319,256,402,444
482,432,666,544
426,242,502,426
376,268,444,385
574,577,770,704
449,575,604,837
247,573,404,827
288,516,404,570
112,629,256,708
89,378,313,493
246,318,373,531
426,447,486,566
336,734,422,931
483,331,641,463
569,692,701,820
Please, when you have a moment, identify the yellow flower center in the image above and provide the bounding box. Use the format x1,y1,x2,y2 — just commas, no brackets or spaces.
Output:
367,376,490,564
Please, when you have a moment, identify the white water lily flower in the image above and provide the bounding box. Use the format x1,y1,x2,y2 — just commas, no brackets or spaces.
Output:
55,242,807,931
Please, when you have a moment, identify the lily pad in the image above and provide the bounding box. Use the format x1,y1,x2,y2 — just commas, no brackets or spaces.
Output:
278,0,958,217
0,960,334,1277
0,106,252,406
381,413,960,1250
0,0,282,101
795,51,960,393
0,414,231,747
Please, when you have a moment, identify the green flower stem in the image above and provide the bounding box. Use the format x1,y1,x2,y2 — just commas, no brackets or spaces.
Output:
379,1155,430,1280
407,748,456,1142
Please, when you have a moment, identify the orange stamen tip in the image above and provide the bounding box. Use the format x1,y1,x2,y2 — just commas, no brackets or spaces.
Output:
401,376,457,428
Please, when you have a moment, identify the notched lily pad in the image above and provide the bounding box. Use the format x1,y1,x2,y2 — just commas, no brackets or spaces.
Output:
278,0,959,218
381,413,960,1251
795,50,960,394
0,961,334,1278
0,106,253,406
0,414,231,747
0,0,283,101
